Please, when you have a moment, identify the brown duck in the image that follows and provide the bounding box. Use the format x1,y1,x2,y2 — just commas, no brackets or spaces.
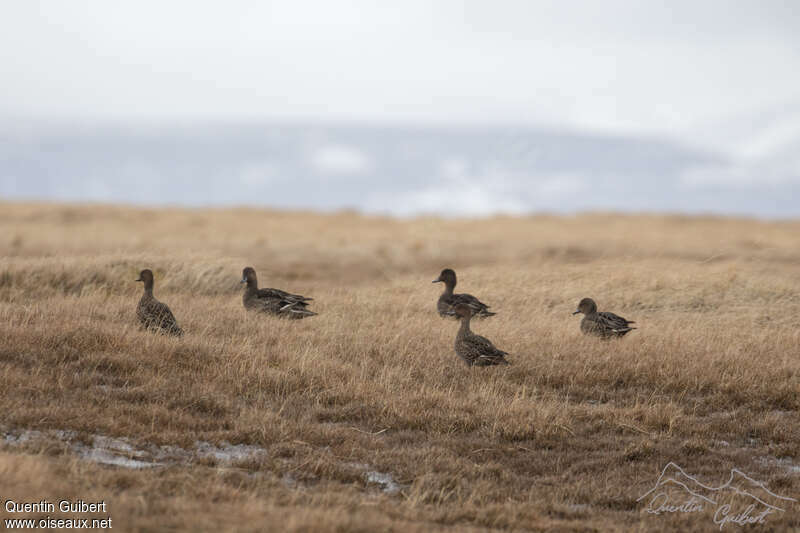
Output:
453,304,510,366
135,269,183,336
433,268,495,318
241,267,316,319
572,297,635,338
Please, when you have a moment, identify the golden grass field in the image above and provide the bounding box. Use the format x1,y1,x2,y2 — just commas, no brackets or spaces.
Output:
1,202,799,531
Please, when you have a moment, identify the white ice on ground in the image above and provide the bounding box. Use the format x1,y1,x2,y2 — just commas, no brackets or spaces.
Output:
365,471,402,494
3,427,404,494
2,429,266,470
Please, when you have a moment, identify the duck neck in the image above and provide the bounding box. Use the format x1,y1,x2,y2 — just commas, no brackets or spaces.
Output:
245,278,258,293
443,281,455,296
142,281,154,297
457,315,472,337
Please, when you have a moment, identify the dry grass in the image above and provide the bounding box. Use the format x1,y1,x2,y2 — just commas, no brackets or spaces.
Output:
1,202,800,531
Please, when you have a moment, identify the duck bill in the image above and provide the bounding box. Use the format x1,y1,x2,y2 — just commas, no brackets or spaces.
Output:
240,278,247,284
572,310,580,315
432,278,442,283
135,277,142,282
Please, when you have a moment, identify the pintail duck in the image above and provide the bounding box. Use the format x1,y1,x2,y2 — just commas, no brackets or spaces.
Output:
241,267,316,319
135,269,183,336
433,268,495,318
453,304,510,366
572,297,635,338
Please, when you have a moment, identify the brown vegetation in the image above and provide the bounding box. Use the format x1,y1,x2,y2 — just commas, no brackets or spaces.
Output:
1,202,799,531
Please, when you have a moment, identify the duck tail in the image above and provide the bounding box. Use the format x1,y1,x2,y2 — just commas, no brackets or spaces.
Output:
288,308,318,319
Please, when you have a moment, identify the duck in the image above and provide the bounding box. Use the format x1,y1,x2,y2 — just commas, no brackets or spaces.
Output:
241,267,316,319
572,297,635,338
135,269,183,336
433,268,495,318
453,304,510,366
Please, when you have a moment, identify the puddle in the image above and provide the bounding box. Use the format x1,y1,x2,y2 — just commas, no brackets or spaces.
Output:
195,441,266,463
365,470,402,494
3,428,403,495
4,429,46,445
347,462,403,494
759,456,800,475
75,443,159,469
2,429,267,470
281,472,299,489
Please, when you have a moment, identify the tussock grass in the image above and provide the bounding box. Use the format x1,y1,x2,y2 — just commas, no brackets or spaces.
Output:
1,202,800,531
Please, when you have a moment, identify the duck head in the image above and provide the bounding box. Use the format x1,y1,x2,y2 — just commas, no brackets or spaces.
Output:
573,297,597,315
432,268,457,288
241,267,258,288
135,269,154,291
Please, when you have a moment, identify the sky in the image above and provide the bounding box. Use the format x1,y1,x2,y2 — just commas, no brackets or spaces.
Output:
1,1,799,215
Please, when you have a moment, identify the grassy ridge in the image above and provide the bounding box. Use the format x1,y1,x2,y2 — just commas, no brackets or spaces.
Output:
1,203,799,531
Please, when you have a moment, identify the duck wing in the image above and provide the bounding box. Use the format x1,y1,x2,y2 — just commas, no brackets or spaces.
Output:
464,334,509,365
139,297,183,336
597,311,635,331
252,287,317,318
257,287,313,305
439,293,495,318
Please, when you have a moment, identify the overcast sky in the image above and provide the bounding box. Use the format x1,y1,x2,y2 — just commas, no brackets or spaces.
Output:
3,1,799,137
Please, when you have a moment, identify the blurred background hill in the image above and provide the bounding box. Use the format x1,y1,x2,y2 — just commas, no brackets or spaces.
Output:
2,1,799,217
